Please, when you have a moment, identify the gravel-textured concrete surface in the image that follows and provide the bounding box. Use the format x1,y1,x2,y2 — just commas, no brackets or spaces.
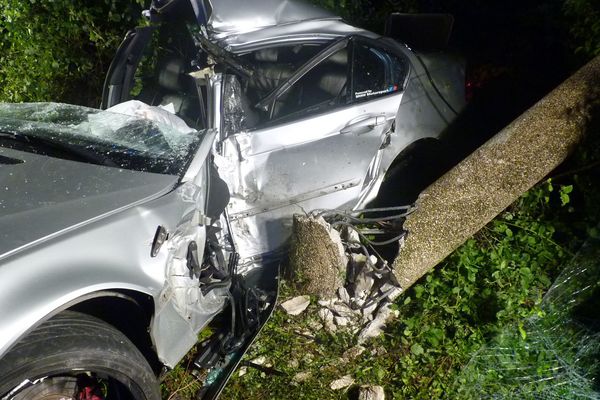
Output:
289,215,346,298
392,55,600,289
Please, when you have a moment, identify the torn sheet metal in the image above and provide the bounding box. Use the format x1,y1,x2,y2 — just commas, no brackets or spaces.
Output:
152,179,229,367
215,87,403,267
222,75,251,137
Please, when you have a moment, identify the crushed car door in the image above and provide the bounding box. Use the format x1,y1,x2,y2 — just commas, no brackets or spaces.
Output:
217,37,409,260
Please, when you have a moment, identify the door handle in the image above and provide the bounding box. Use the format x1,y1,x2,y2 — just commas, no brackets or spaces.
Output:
341,115,386,135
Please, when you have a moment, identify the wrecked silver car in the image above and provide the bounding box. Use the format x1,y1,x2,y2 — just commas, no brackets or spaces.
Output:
0,1,465,399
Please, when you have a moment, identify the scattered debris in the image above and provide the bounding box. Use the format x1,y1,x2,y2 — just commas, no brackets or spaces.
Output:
313,224,403,340
250,356,266,366
358,304,394,344
334,315,350,327
281,295,311,316
330,375,355,390
338,287,351,303
358,385,385,400
237,366,247,377
318,308,337,332
307,319,323,332
342,345,366,362
292,206,411,342
293,371,312,383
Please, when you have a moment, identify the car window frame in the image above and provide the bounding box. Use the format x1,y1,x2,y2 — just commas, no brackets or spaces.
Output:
349,36,410,105
255,37,350,117
252,35,410,130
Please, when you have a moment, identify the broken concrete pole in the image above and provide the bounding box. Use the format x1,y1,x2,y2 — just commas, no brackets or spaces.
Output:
393,55,600,289
289,215,347,297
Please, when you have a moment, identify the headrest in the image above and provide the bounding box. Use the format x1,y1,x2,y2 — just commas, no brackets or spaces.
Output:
158,58,186,92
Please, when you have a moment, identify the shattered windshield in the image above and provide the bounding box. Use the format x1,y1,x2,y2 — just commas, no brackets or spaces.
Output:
0,102,204,176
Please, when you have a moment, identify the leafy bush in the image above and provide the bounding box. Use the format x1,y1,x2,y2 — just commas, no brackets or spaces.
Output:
0,0,144,105
384,181,571,398
563,0,600,58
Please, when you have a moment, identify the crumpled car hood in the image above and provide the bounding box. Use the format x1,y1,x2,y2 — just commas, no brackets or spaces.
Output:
0,147,179,258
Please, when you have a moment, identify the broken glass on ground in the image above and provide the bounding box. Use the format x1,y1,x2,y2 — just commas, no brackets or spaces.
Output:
454,234,600,399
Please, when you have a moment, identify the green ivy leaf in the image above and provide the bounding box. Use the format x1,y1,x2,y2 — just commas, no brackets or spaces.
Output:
411,343,424,356
518,323,527,340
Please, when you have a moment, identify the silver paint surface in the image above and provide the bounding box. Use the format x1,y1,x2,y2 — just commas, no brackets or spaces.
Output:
0,0,466,375
204,0,339,38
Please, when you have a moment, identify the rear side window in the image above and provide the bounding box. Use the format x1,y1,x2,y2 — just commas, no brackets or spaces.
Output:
352,42,407,101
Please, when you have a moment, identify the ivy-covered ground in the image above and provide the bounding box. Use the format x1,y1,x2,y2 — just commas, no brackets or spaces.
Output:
160,119,600,399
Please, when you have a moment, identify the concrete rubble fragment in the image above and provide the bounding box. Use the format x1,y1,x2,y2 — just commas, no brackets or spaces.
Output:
358,385,385,400
291,211,404,342
330,375,355,390
338,287,351,304
280,295,311,316
288,215,347,297
342,345,366,361
307,319,323,332
358,303,394,343
318,308,337,332
250,356,266,366
293,371,312,382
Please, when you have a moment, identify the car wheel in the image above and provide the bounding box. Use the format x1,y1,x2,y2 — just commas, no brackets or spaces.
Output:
0,311,161,400
373,143,451,207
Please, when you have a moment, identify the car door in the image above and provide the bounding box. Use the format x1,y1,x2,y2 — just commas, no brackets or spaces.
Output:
217,37,409,259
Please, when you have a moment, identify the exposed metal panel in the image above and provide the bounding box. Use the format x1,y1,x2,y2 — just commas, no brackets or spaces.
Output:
217,94,402,262
0,147,178,259
204,0,340,37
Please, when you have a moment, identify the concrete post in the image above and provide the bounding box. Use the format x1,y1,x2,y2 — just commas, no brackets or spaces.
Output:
392,56,600,289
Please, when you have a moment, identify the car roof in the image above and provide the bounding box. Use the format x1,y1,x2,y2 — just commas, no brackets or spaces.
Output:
203,0,338,36
216,19,380,54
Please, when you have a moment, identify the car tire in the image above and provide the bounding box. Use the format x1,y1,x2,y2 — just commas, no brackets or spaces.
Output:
0,311,161,400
